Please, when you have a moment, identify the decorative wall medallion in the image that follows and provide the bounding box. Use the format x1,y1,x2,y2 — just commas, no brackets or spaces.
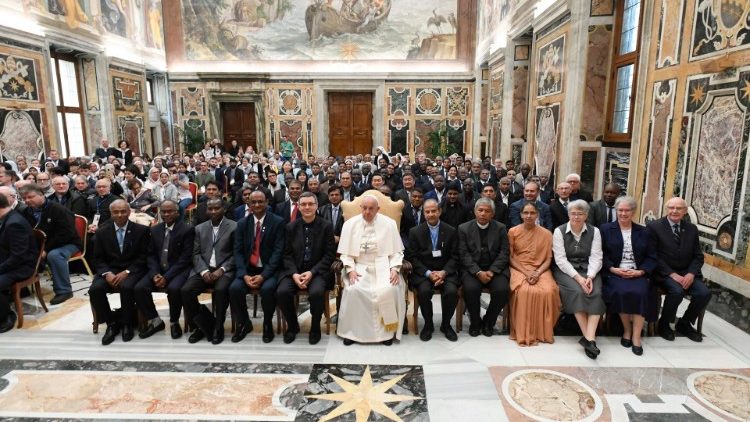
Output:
279,89,301,116
536,34,565,98
691,0,750,59
446,86,468,115
502,369,603,422
0,109,43,160
415,88,441,115
718,232,733,249
0,53,38,102
687,370,750,421
112,75,144,113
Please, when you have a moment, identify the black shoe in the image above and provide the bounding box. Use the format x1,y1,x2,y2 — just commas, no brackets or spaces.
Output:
121,325,134,342
590,340,600,355
50,293,73,305
283,326,299,344
343,338,355,346
188,329,205,344
481,324,494,337
231,322,252,343
468,325,481,337
309,329,322,345
382,339,393,346
579,337,598,359
138,320,165,339
262,322,274,343
658,322,675,341
676,319,702,342
440,324,458,342
170,323,183,339
419,325,433,342
101,322,120,346
402,324,408,335
632,345,643,356
0,313,16,333
620,337,632,348
211,325,224,345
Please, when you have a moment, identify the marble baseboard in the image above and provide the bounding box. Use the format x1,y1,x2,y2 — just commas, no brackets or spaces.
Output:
704,279,750,334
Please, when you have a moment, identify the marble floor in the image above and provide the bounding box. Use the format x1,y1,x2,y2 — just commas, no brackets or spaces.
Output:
0,273,748,421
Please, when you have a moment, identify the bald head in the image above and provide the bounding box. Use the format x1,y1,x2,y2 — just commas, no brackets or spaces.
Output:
0,186,16,206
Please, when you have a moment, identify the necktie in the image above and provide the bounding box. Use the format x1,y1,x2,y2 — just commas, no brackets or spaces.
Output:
291,203,298,221
607,206,614,223
332,206,339,223
117,228,125,253
413,209,419,225
563,200,568,209
672,223,681,244
430,228,438,250
249,221,261,266
160,228,170,270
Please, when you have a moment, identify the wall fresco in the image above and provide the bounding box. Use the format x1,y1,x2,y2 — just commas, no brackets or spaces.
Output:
536,34,565,98
534,103,559,178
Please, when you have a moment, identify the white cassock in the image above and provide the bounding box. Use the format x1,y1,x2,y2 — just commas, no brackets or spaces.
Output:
337,213,405,342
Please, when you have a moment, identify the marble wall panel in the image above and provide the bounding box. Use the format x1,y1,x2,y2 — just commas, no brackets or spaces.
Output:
388,87,409,115
446,86,469,115
511,65,528,139
86,113,103,146
534,103,559,178
605,150,630,192
415,119,440,155
118,115,144,149
641,79,676,223
388,117,408,155
112,74,144,113
415,88,442,115
480,78,489,137
279,89,302,116
511,143,523,168
514,45,529,60
536,34,565,98
690,0,750,60
180,87,205,116
0,53,39,102
82,58,99,111
0,109,43,159
279,119,303,147
489,66,504,157
580,25,611,143
590,0,614,16
655,0,685,68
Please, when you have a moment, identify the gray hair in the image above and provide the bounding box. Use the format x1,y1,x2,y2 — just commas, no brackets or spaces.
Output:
474,197,495,212
423,198,439,209
565,173,581,182
614,195,637,211
361,194,379,207
567,199,590,215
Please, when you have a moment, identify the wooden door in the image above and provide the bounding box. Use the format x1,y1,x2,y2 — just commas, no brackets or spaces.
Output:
328,92,372,157
221,102,257,152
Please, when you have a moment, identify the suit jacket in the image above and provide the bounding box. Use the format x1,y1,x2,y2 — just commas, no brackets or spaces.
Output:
549,199,570,228
272,188,288,205
48,190,87,217
440,201,470,229
424,188,447,205
145,221,195,281
191,218,237,278
192,201,233,226
318,203,344,237
394,188,411,205
219,166,245,193
274,200,300,225
406,221,458,284
86,194,118,225
111,149,133,165
279,217,336,281
600,222,657,275
234,212,284,281
340,186,360,202
92,220,150,276
509,198,553,230
400,204,425,242
22,200,82,252
457,219,510,276
588,199,615,228
493,199,509,226
571,189,594,203
0,209,38,276
647,217,704,277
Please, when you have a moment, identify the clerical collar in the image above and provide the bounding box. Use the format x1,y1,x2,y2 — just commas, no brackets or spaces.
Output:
476,221,489,229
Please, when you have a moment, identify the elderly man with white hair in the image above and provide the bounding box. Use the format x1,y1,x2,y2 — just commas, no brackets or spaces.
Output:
565,173,593,202
337,195,405,346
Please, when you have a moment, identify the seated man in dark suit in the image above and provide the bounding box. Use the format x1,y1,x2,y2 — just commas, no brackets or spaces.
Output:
277,192,336,344
458,198,511,337
181,199,236,344
229,191,285,343
440,182,470,228
274,180,303,225
648,197,711,342
406,199,459,342
480,184,509,225
49,175,87,217
566,173,594,202
134,200,195,340
88,200,150,345
0,194,39,333
318,185,344,243
588,183,620,228
400,186,425,246
509,181,553,230
192,181,227,226
21,184,82,305
86,178,118,234
549,182,572,228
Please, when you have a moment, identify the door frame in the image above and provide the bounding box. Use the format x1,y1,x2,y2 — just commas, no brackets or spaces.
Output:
314,81,385,156
207,92,265,152
219,101,258,152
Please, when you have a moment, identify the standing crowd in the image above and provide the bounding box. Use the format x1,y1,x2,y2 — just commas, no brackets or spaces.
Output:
0,138,711,359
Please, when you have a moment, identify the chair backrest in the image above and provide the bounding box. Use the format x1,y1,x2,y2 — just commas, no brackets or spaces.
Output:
188,182,198,204
32,229,46,275
340,189,404,231
73,214,88,255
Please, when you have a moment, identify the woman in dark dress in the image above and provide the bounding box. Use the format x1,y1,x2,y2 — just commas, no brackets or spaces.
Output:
600,196,657,356
112,140,133,166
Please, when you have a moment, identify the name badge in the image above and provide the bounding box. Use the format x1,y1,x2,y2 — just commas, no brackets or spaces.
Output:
432,250,442,258
92,214,101,226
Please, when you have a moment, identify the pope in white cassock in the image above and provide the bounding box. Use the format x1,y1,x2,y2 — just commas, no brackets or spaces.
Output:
337,195,405,345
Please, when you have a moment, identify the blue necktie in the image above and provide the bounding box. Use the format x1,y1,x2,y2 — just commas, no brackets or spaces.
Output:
117,228,125,253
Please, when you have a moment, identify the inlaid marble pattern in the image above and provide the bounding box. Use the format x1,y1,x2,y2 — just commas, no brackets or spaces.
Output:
446,86,469,115
180,86,205,116
690,0,750,60
641,79,676,223
389,117,409,156
534,103,559,178
112,73,144,113
82,57,99,111
0,52,38,101
0,109,42,160
590,0,614,16
414,119,440,154
514,45,529,61
388,87,410,115
655,0,685,68
118,115,144,149
279,89,302,116
415,88,442,115
492,367,750,421
580,25,612,142
605,150,630,192
511,65,528,139
536,34,565,98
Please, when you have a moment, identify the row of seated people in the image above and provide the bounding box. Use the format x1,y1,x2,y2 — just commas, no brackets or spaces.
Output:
0,184,710,360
